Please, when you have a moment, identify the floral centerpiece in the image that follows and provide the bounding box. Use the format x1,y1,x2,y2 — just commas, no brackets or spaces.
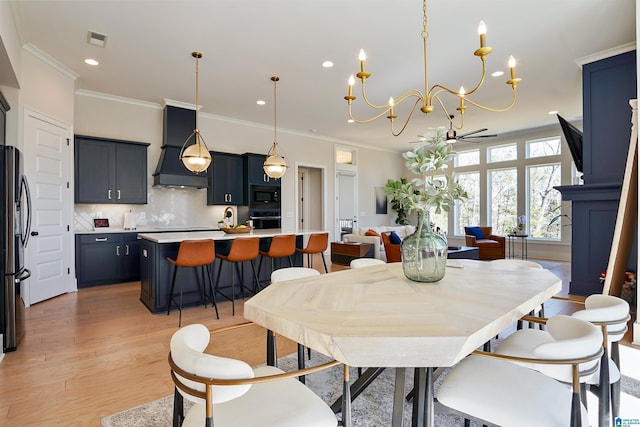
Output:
384,127,467,282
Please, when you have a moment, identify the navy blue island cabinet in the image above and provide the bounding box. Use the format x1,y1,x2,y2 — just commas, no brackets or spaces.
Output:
557,50,637,296
138,232,305,314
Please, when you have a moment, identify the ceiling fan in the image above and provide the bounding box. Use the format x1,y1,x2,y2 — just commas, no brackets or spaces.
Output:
410,115,498,144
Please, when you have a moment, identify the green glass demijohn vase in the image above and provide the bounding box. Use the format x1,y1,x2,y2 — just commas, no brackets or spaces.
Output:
401,210,448,282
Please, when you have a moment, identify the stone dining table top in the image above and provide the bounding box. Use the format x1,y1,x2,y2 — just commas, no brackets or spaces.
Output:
244,259,562,368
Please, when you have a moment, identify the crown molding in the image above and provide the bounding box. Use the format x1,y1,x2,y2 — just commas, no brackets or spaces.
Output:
575,42,636,68
23,43,79,80
76,89,161,109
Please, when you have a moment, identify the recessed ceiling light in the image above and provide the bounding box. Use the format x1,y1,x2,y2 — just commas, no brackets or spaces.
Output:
491,71,504,77
84,58,99,66
347,119,354,123
256,100,266,106
322,60,334,68
548,110,559,115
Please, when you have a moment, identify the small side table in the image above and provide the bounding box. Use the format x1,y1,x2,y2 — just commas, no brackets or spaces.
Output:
330,241,374,266
507,233,528,259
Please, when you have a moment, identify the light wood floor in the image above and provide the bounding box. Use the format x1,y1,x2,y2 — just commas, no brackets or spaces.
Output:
0,257,634,426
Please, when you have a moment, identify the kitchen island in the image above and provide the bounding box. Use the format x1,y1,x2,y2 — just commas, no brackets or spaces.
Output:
137,229,325,313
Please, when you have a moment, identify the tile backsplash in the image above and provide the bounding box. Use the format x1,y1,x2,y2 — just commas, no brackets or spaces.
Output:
74,186,236,231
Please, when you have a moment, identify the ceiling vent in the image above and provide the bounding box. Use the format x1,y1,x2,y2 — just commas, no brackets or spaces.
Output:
87,31,108,48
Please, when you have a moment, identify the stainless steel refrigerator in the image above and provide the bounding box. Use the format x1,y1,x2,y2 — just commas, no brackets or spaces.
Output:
1,146,32,352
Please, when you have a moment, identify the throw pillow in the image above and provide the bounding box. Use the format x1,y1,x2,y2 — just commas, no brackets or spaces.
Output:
465,226,486,240
365,229,381,241
389,231,402,244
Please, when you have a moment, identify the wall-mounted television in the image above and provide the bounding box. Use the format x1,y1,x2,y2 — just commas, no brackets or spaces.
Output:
557,114,583,173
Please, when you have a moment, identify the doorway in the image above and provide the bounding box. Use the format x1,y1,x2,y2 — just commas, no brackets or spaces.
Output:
336,170,358,239
297,166,324,232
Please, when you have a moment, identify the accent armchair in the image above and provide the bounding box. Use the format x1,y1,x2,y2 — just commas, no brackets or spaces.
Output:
380,232,402,263
464,226,505,260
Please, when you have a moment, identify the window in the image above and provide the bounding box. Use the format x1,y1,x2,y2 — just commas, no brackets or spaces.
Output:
454,172,480,234
526,137,561,159
429,175,448,233
489,168,517,235
336,149,354,165
528,163,562,239
487,144,517,163
455,149,479,167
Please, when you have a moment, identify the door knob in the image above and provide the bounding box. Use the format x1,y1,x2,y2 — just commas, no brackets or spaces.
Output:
30,231,39,236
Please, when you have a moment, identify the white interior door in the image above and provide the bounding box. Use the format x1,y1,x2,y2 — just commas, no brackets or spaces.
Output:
22,109,76,306
336,171,357,237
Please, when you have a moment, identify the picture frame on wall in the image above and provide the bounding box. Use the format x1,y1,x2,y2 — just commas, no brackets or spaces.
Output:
375,187,387,215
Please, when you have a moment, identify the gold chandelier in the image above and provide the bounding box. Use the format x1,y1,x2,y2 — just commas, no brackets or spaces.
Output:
263,76,288,179
344,0,522,136
180,51,212,174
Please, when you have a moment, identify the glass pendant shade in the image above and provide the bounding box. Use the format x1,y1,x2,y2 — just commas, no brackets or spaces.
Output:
179,51,212,174
263,76,288,179
263,143,288,179
180,130,211,173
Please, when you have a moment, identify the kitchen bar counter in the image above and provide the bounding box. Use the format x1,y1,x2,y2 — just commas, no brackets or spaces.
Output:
138,229,326,314
137,228,321,244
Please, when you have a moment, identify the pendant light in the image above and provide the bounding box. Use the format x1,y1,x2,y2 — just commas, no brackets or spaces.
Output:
263,76,288,179
180,51,212,174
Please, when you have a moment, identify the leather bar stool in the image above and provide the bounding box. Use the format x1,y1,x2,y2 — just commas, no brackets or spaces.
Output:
166,239,218,327
295,232,329,273
257,234,296,279
214,236,260,316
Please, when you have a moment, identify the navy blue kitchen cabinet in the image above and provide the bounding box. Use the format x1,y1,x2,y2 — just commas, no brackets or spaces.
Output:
75,135,149,204
207,151,244,205
75,233,141,287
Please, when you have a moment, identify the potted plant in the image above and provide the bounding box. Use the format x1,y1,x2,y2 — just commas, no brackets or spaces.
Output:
384,178,414,225
385,127,467,282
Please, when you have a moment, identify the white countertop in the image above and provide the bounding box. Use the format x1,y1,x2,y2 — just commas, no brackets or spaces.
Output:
137,228,326,243
75,226,219,234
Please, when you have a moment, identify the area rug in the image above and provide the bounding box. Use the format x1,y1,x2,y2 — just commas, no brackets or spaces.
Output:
102,345,640,426
101,352,465,427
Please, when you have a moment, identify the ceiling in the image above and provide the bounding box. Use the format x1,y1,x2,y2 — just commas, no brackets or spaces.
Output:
6,0,637,152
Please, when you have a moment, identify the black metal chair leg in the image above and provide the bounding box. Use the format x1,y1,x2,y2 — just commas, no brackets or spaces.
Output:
205,264,219,319
172,387,184,427
297,343,306,383
320,252,328,273
167,265,178,316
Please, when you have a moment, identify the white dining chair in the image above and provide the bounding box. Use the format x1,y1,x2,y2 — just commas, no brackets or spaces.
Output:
436,315,603,427
169,323,340,427
270,267,321,382
571,294,630,425
349,258,386,268
490,259,545,329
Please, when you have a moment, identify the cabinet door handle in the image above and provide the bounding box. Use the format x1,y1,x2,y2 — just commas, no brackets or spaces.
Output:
125,244,129,255
95,237,108,242
228,194,232,203
117,190,121,200
116,245,120,256
108,189,112,200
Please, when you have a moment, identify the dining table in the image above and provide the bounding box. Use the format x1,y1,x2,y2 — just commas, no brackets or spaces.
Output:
244,259,562,427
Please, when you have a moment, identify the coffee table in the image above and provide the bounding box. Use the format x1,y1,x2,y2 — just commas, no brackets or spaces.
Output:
446,245,479,259
330,241,374,265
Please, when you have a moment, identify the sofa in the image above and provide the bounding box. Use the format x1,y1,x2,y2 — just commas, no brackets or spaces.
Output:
343,225,415,262
464,226,506,260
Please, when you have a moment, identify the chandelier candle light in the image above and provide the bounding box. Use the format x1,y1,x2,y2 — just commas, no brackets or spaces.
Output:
180,51,212,174
344,0,522,136
263,76,288,179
